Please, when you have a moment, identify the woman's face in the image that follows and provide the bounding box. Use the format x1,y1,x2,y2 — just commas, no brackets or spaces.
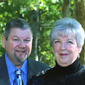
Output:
52,34,81,67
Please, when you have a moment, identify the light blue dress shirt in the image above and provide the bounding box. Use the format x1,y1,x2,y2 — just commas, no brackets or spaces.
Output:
5,53,27,85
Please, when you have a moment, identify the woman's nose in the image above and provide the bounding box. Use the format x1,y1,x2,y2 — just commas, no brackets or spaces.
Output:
61,42,66,50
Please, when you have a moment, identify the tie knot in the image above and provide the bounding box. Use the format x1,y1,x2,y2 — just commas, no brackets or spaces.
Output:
15,69,22,75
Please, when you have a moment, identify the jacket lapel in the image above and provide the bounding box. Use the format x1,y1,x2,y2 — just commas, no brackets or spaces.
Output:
0,56,10,85
27,59,35,80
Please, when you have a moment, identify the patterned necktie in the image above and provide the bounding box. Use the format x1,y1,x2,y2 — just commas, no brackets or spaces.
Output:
13,69,23,85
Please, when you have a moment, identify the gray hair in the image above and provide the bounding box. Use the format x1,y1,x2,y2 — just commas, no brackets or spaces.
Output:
4,18,33,40
50,17,85,47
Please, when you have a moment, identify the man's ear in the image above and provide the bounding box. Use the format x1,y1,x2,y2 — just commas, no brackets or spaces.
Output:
2,36,6,48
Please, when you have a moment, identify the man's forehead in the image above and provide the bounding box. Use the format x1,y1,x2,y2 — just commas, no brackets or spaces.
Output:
9,28,32,37
10,28,31,33
10,27,31,31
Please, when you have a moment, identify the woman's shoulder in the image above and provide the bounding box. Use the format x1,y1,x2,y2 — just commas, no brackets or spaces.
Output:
79,65,85,75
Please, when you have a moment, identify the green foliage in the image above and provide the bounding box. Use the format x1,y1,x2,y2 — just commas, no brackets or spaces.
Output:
0,0,75,66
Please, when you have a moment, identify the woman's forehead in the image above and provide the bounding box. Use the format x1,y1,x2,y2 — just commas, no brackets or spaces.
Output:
54,31,76,39
55,28,75,36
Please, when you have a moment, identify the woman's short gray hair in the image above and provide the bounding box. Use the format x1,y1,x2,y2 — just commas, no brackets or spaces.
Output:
50,17,85,47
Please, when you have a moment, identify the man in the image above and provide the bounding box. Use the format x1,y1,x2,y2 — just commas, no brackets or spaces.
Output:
0,18,49,85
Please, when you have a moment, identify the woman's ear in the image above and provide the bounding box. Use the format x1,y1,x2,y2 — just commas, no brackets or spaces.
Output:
52,47,54,54
2,36,6,48
78,46,82,54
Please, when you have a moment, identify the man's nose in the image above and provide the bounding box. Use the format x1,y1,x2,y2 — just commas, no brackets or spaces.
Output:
19,41,26,48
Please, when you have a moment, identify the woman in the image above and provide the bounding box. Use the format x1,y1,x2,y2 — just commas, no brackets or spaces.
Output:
28,17,85,85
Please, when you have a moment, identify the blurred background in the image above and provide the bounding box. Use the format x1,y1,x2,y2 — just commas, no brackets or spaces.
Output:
0,0,85,67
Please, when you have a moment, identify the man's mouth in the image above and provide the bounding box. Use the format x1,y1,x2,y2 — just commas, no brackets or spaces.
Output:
16,50,26,54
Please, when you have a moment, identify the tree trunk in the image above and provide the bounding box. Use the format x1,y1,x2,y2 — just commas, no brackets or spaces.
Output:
30,10,40,61
74,0,85,64
62,0,70,17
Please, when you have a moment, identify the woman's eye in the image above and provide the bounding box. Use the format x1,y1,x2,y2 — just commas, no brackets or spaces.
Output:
68,41,73,44
54,40,60,43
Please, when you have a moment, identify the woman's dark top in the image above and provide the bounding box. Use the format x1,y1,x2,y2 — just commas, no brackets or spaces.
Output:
29,59,85,85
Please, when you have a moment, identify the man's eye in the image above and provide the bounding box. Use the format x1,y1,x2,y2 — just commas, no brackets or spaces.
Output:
24,39,30,42
13,39,19,41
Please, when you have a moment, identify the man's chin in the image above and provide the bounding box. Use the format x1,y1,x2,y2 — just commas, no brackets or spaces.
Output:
19,55,28,62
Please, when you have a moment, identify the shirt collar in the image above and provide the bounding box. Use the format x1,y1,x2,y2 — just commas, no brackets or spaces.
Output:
20,59,27,74
5,53,16,74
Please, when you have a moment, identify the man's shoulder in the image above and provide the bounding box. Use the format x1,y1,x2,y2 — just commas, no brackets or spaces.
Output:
0,56,8,74
32,65,53,79
29,67,52,85
30,75,44,85
0,56,5,64
28,59,50,69
28,59,50,75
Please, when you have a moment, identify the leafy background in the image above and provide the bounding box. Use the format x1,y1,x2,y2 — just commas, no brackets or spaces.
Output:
0,0,85,67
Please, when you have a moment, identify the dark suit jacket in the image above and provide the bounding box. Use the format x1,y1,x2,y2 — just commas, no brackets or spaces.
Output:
0,56,50,85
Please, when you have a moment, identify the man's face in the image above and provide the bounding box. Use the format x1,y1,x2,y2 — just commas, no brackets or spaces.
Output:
2,28,32,66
